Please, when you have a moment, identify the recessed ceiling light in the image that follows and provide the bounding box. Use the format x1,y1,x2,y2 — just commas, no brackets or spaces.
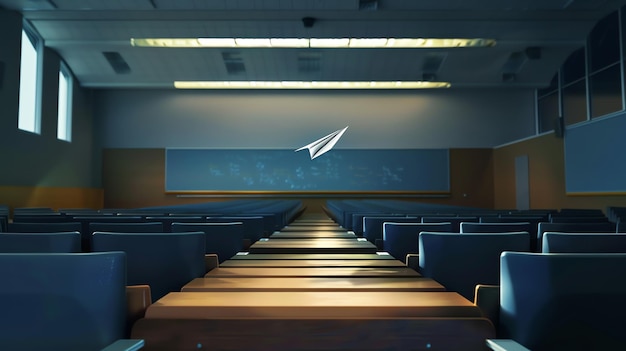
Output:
131,37,496,48
173,81,452,89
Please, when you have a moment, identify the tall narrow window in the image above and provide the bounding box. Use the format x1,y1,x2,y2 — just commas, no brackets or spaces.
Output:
57,64,73,142
18,26,42,134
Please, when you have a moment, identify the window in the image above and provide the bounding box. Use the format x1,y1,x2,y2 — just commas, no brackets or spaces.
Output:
537,74,560,133
18,25,42,134
57,64,73,142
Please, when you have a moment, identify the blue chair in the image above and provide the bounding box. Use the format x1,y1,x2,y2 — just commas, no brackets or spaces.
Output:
382,222,452,261
171,222,245,263
206,216,265,243
89,222,164,234
421,216,478,232
8,221,82,233
144,216,204,232
536,222,615,252
486,252,626,351
0,232,81,253
0,252,143,350
419,232,530,301
92,232,206,302
461,222,536,251
363,216,419,245
542,232,626,253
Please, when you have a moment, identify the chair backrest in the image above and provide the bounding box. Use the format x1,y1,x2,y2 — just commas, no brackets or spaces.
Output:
542,232,626,253
171,222,244,263
363,216,419,243
419,232,530,301
7,221,82,233
352,213,399,235
499,252,626,350
89,222,164,234
206,216,264,242
460,222,536,251
92,232,206,301
0,232,81,253
421,216,478,232
549,216,609,223
536,222,615,252
144,216,205,232
382,222,453,261
0,252,127,350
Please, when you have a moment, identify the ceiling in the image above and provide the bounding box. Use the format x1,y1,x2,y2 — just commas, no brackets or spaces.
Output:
1,0,625,89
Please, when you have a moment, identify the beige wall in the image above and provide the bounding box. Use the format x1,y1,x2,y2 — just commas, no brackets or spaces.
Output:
493,133,626,212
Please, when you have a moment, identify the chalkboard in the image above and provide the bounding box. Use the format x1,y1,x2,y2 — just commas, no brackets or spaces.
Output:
165,148,450,193
564,113,626,194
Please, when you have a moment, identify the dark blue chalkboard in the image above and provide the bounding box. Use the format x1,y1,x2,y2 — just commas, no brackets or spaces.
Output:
564,112,626,193
165,148,450,193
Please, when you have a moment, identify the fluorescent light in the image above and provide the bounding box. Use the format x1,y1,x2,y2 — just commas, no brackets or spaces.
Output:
270,38,310,48
234,38,272,47
174,81,452,89
131,37,496,48
309,38,350,48
349,38,389,47
196,38,237,47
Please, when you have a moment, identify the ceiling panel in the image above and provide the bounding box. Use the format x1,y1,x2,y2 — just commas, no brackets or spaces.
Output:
2,0,625,88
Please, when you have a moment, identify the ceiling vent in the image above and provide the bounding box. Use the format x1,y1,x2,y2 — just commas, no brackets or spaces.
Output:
298,52,321,73
222,52,246,75
422,53,447,74
102,52,131,74
359,0,378,11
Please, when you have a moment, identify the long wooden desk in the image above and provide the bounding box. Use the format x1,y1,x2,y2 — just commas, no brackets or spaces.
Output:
249,238,377,254
229,253,396,260
182,277,445,292
219,259,406,268
205,266,421,278
270,231,356,239
131,291,495,350
145,291,480,319
279,225,348,232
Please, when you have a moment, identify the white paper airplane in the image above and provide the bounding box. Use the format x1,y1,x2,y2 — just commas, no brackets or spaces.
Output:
295,126,349,160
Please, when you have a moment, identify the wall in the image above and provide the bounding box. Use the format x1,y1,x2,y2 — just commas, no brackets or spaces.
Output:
94,88,535,149
0,10,102,211
101,148,494,211
493,132,626,212
95,87,527,210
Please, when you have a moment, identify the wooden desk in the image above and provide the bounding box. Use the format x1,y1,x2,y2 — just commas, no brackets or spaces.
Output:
204,266,421,278
270,231,356,239
249,239,377,254
219,259,406,268
145,291,480,319
132,292,495,350
229,253,396,260
182,277,445,292
280,225,346,232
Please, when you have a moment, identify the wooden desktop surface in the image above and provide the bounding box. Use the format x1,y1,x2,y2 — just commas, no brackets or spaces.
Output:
229,253,396,260
204,266,421,278
219,259,406,268
249,239,377,254
145,291,480,319
270,231,356,239
279,225,348,232
182,277,445,292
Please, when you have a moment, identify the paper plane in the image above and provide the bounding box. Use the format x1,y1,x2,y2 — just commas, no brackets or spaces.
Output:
295,126,348,160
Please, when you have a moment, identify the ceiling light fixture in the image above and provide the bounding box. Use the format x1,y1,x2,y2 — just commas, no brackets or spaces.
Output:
131,38,496,48
173,81,452,89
